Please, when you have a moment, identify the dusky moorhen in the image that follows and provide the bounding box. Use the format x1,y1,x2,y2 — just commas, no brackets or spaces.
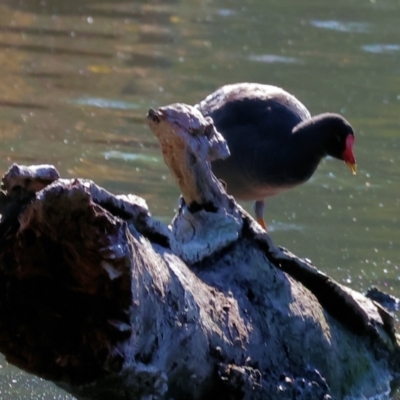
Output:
196,83,356,230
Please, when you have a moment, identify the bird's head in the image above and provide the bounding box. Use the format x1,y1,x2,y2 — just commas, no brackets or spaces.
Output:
305,113,357,175
325,114,356,174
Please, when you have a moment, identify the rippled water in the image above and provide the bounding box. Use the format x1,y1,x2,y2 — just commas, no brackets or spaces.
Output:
0,0,400,398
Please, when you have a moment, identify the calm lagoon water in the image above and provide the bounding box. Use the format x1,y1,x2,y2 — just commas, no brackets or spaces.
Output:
0,0,400,398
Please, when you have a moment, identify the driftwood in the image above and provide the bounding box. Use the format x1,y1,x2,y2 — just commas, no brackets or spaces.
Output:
0,104,399,400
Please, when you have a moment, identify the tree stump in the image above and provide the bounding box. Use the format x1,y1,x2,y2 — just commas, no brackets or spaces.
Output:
0,104,398,400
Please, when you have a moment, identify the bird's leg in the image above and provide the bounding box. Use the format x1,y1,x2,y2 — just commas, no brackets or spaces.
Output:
253,200,267,231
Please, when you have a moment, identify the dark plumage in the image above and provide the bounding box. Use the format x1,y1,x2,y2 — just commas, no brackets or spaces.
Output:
196,83,356,229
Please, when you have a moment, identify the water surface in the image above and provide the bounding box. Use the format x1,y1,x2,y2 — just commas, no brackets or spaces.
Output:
0,0,400,398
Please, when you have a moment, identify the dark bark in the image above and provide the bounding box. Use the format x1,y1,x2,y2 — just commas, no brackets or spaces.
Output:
0,104,399,400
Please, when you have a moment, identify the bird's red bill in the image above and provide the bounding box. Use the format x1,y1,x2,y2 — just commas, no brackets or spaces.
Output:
342,134,357,174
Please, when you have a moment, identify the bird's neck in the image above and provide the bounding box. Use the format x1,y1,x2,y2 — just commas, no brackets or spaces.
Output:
281,121,329,183
290,118,330,160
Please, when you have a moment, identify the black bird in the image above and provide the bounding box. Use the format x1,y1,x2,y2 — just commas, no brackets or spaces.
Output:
196,83,356,230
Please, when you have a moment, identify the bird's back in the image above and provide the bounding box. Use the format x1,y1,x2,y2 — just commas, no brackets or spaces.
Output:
197,83,310,124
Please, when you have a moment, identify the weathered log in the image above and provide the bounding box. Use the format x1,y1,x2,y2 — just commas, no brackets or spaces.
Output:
0,104,399,400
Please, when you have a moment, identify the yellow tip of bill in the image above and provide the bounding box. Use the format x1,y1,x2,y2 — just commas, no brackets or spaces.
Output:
346,162,357,175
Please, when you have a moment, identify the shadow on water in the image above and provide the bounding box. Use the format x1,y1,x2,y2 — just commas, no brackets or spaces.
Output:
0,25,120,40
22,72,68,79
2,0,179,20
0,100,47,110
0,42,113,58
123,52,172,68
